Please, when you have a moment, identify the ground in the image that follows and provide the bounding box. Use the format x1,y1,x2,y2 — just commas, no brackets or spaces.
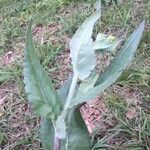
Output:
0,0,150,149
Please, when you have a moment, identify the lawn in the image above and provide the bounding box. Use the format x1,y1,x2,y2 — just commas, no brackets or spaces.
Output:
0,0,149,149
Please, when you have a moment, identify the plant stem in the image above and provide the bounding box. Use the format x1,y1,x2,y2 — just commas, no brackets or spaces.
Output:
54,135,60,150
54,73,78,150
64,73,78,110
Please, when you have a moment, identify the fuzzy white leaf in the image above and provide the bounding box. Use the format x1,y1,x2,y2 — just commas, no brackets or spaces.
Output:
70,10,101,80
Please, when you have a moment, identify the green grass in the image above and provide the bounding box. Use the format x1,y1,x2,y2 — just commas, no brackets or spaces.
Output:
0,0,149,149
92,112,150,149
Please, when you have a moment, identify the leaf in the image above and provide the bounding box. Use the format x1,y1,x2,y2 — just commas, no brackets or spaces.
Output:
78,72,99,92
69,21,145,108
93,33,120,53
66,108,91,150
23,19,61,119
40,118,54,150
94,0,101,11
95,21,145,86
69,9,101,80
55,113,67,139
57,74,73,103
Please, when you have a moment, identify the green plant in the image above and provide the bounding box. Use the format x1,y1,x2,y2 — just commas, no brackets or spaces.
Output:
23,3,144,150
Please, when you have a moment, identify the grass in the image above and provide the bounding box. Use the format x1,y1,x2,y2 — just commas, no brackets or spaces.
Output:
0,0,149,149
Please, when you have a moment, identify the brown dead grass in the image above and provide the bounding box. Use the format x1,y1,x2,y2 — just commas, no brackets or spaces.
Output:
80,97,117,134
80,85,143,132
33,23,70,46
0,83,40,149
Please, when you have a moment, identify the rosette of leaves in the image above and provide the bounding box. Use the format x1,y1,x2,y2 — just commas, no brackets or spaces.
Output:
23,2,144,150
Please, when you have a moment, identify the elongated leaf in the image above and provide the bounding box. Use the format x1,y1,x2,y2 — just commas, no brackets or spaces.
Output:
23,19,61,119
70,21,145,108
70,10,101,80
94,0,101,11
95,21,145,86
66,108,91,150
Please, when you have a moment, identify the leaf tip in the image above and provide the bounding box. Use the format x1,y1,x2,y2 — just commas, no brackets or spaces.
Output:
27,18,33,35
